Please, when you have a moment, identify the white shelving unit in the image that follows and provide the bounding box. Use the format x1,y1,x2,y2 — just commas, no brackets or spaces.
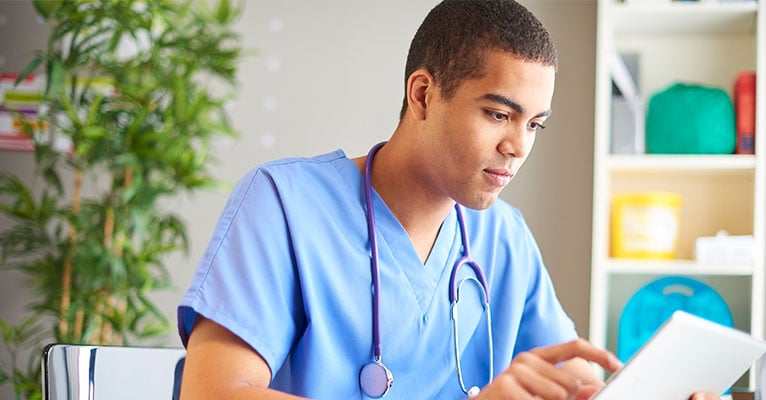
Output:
589,0,765,388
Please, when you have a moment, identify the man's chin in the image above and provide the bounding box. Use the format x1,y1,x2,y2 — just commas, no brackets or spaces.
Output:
458,195,499,211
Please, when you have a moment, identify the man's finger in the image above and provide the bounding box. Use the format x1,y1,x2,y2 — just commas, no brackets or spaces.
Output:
575,384,602,400
509,352,582,397
529,338,623,372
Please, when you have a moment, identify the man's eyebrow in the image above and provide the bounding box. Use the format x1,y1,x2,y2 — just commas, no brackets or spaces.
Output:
481,93,552,118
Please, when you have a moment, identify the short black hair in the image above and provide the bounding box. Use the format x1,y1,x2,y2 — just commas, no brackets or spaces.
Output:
400,0,557,119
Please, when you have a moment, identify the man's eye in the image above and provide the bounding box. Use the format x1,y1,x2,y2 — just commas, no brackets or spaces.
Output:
531,122,547,131
485,110,507,122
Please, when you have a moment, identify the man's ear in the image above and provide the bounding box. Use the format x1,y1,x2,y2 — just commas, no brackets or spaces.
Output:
405,68,436,121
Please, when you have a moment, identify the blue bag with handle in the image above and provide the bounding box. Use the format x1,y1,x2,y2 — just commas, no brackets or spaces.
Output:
617,276,733,363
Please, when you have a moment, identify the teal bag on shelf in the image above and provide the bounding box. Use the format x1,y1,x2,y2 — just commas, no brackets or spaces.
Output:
645,82,736,154
616,276,733,363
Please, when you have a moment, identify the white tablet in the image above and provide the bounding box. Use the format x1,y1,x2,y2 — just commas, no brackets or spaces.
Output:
590,310,766,400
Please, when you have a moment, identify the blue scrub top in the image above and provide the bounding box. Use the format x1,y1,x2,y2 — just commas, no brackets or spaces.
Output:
178,149,577,399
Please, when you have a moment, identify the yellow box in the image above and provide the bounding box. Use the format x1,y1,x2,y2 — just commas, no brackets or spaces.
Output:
611,192,682,259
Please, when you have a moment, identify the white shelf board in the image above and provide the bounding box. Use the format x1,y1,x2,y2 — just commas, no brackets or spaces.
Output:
601,258,754,276
606,154,757,171
611,2,758,35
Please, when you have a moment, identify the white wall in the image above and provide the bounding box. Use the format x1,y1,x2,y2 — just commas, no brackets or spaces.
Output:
0,0,597,379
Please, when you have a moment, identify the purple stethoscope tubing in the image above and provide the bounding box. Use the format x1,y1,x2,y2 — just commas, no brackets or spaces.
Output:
360,141,392,398
360,141,493,398
449,207,491,304
364,142,385,363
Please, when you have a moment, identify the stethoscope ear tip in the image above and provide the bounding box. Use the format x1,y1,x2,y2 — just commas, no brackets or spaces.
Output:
468,386,481,398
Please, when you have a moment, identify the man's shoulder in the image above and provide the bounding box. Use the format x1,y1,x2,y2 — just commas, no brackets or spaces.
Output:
235,149,349,183
232,149,361,210
258,149,348,171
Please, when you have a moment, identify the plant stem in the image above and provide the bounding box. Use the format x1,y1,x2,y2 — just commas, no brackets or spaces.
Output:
107,168,133,345
94,297,107,344
73,309,83,342
104,203,114,250
59,169,83,339
115,298,126,345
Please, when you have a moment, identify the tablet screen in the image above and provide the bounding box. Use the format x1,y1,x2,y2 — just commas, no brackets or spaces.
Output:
590,311,766,400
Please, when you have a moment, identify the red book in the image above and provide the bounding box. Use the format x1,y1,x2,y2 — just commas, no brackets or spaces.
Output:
734,71,756,155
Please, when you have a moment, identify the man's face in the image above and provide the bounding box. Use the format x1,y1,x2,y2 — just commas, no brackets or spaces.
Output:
416,50,556,210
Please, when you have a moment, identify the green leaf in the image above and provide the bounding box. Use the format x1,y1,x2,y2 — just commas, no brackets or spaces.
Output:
44,58,65,99
0,317,13,343
32,0,61,20
82,125,106,140
15,57,43,85
0,173,37,220
214,0,232,24
40,159,64,195
85,92,106,127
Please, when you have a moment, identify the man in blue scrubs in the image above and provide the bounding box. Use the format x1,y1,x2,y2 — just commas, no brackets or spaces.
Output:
177,1,719,399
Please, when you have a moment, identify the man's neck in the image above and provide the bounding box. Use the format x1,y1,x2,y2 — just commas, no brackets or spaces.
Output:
354,139,454,264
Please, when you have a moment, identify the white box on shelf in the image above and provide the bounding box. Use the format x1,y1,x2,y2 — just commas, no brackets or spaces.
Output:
623,0,672,4
695,232,754,265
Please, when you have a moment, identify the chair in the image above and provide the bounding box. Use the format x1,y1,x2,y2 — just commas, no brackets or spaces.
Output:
42,343,185,400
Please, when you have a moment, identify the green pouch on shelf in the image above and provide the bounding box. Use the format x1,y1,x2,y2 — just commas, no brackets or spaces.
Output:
645,82,736,154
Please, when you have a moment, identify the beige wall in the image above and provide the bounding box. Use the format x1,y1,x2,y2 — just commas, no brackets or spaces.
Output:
510,0,597,338
0,1,597,385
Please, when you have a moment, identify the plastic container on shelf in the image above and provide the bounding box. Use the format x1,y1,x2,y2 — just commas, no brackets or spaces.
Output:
610,191,683,259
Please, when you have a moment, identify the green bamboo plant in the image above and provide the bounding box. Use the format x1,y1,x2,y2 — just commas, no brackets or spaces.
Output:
0,0,243,398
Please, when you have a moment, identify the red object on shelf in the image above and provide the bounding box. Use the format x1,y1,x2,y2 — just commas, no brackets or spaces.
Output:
734,71,756,155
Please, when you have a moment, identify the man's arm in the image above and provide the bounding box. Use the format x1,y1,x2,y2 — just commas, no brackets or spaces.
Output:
180,316,307,400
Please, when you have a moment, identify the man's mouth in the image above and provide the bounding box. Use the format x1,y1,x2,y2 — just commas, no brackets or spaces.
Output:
484,168,513,187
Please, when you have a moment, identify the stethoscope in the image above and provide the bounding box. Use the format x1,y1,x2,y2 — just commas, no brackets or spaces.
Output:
358,142,494,398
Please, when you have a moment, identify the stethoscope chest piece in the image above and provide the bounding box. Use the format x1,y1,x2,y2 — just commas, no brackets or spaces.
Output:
359,360,393,398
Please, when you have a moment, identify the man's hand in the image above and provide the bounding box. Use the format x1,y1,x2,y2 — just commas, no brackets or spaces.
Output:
469,338,722,400
689,393,721,400
472,338,621,399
